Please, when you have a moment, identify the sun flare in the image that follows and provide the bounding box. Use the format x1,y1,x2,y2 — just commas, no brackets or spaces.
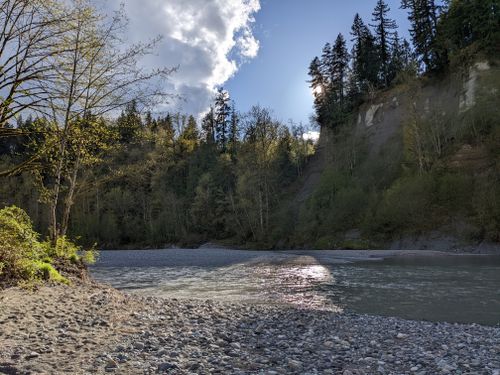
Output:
312,85,323,96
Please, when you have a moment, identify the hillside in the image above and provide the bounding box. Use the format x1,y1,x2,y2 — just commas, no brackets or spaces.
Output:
285,60,500,250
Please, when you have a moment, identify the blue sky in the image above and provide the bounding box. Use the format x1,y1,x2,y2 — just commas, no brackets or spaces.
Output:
110,1,412,126
226,0,411,127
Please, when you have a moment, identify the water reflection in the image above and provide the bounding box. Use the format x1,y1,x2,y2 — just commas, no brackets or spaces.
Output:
94,262,342,311
251,264,341,311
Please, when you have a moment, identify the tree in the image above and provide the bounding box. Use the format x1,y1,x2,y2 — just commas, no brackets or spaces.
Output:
228,101,239,161
0,0,76,129
0,0,80,176
31,115,114,238
401,0,442,71
331,33,350,103
320,42,333,85
177,115,198,154
36,0,175,241
238,106,281,240
438,0,500,58
371,0,398,86
116,100,142,143
308,57,326,115
388,33,417,81
214,88,231,152
350,14,379,93
201,107,216,144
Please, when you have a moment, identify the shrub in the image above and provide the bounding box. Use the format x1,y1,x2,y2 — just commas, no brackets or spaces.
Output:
364,174,436,237
0,205,95,285
0,206,44,280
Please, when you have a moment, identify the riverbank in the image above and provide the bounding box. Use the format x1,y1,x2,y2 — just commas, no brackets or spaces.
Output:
1,282,499,375
98,239,500,255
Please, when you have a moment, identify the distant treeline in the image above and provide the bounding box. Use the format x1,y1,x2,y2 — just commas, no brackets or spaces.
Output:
1,94,314,247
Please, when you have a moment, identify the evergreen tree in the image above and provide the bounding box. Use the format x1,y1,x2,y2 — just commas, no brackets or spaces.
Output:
214,88,231,152
116,100,142,143
331,33,350,103
320,42,333,85
350,14,379,93
401,0,442,71
201,107,216,144
308,57,326,113
388,33,417,81
371,0,398,86
438,0,500,57
228,101,239,161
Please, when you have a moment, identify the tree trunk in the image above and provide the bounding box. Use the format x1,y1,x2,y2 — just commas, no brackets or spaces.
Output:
60,152,81,237
49,22,81,243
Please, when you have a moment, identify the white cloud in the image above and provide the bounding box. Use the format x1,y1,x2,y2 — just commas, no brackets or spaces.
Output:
303,131,320,142
105,0,261,116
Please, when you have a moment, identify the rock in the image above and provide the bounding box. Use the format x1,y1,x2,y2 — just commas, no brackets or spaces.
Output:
156,349,168,357
3,284,500,375
25,352,40,360
287,359,302,370
230,342,241,350
116,353,129,363
0,363,19,374
323,340,334,348
437,359,457,373
157,362,178,372
104,357,119,372
132,341,145,350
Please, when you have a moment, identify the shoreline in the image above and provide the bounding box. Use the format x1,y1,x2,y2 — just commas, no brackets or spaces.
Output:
98,241,500,256
1,282,499,374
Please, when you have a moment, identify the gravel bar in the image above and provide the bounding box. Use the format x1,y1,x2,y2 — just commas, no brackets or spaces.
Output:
0,283,499,374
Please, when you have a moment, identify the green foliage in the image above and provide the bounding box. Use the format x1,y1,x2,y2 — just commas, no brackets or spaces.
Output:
438,0,500,60
313,235,338,250
0,206,44,280
365,174,437,236
31,261,69,285
473,177,500,241
1,1,498,251
0,206,93,284
339,239,371,250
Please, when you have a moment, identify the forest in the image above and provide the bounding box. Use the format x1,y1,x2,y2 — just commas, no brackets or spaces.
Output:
1,0,499,261
300,0,499,249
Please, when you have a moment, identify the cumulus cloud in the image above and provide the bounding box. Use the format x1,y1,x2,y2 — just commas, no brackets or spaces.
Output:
105,0,261,116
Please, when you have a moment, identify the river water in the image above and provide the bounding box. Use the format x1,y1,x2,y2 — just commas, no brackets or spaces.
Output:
90,249,500,326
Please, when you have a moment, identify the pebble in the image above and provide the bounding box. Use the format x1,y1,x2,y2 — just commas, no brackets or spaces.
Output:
132,341,145,350
25,352,40,360
2,284,500,375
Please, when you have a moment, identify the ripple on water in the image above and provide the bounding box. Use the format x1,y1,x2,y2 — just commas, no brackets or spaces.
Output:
91,250,500,326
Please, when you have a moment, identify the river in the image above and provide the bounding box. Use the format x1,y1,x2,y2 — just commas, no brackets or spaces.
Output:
90,248,500,326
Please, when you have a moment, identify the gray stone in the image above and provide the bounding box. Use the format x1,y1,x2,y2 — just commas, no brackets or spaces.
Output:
157,362,178,372
132,341,145,350
25,352,40,360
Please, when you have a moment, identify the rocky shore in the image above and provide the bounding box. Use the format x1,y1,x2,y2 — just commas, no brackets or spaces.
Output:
1,283,499,375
